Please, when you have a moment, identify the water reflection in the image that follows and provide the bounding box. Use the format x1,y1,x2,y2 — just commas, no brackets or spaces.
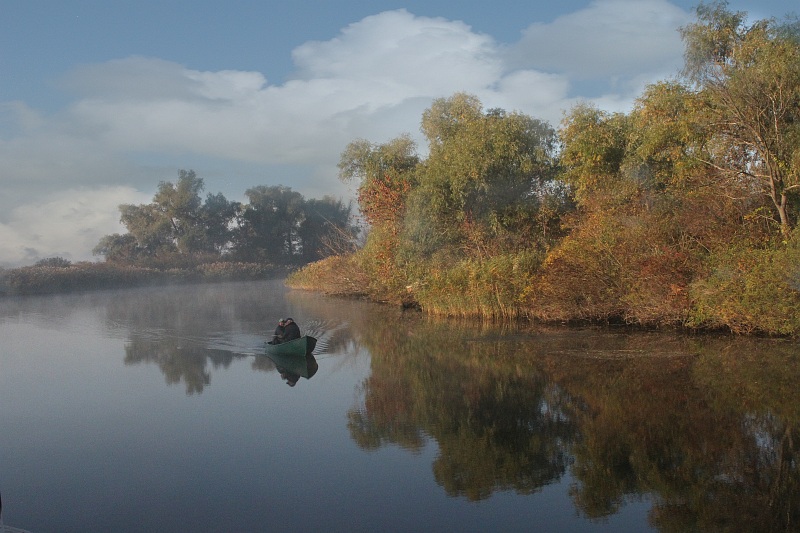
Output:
124,340,240,394
328,303,800,531
107,282,327,393
4,281,799,531
259,352,319,386
102,282,278,393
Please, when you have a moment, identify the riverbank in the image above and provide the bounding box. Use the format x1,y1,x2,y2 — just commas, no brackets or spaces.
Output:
0,261,290,296
285,251,800,338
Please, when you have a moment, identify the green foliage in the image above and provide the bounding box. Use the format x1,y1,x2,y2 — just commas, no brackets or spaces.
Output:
235,185,304,263
688,237,800,334
93,170,354,270
234,185,356,265
558,104,630,206
681,2,800,234
413,94,561,258
286,8,800,336
108,169,239,263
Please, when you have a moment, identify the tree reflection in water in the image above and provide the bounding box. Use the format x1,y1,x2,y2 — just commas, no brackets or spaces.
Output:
110,281,280,394
98,281,800,530
345,311,800,531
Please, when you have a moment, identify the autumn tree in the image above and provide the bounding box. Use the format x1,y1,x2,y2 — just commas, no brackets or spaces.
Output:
681,1,800,235
338,135,419,297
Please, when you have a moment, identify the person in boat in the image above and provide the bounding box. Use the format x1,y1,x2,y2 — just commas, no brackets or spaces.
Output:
270,318,286,345
282,317,301,342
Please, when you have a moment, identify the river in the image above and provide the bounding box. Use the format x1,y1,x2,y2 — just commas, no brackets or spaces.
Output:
1,279,798,532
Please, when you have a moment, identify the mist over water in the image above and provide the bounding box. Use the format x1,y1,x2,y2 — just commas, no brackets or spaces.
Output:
1,280,799,532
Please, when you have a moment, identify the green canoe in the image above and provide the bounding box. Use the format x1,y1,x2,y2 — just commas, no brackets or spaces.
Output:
264,335,317,357
264,336,319,381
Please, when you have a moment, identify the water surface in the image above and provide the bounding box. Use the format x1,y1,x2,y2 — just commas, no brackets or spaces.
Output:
1,280,798,532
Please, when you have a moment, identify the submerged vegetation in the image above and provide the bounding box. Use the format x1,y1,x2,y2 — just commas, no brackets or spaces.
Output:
289,3,800,336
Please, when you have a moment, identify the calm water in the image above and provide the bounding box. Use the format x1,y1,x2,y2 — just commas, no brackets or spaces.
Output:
1,280,799,532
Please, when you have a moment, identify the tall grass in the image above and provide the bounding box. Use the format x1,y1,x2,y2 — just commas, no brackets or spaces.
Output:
412,252,543,319
286,254,371,297
0,261,285,296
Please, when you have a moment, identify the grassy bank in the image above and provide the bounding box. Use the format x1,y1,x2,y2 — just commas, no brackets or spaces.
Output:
0,261,288,296
286,241,800,337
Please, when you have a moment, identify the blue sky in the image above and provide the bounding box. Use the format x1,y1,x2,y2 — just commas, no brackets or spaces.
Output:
0,0,796,266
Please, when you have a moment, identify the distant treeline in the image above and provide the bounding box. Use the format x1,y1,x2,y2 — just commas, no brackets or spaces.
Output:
94,170,358,268
288,4,800,336
0,173,357,296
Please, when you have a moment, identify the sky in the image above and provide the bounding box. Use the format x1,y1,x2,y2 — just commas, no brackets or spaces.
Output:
1,0,796,267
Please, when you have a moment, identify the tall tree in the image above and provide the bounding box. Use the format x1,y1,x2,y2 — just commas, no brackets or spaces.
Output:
96,170,237,264
338,135,419,292
409,93,560,259
681,1,800,235
297,196,357,262
338,134,419,228
235,185,305,263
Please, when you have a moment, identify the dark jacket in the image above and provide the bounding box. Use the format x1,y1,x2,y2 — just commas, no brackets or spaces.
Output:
272,324,285,344
282,321,301,342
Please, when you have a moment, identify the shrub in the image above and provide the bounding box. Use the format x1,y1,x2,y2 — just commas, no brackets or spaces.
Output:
687,239,800,335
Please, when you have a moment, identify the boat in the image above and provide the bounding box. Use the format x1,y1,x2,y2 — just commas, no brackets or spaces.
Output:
264,336,319,384
264,335,316,357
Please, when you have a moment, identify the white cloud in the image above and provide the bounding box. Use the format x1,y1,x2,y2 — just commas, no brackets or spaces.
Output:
0,187,151,267
0,3,694,266
509,0,689,82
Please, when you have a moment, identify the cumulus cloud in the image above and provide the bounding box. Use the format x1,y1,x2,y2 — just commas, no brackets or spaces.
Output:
0,2,694,266
0,187,151,267
508,0,689,90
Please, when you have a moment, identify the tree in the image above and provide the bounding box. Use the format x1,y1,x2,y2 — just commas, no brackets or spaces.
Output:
235,185,305,263
96,170,237,264
297,196,357,262
92,233,139,263
681,1,800,235
409,93,560,259
338,134,419,228
338,135,420,294
558,103,630,208
34,257,72,268
198,192,240,255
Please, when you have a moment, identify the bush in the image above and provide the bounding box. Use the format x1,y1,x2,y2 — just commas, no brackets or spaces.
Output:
35,257,72,268
687,239,800,335
196,262,283,281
